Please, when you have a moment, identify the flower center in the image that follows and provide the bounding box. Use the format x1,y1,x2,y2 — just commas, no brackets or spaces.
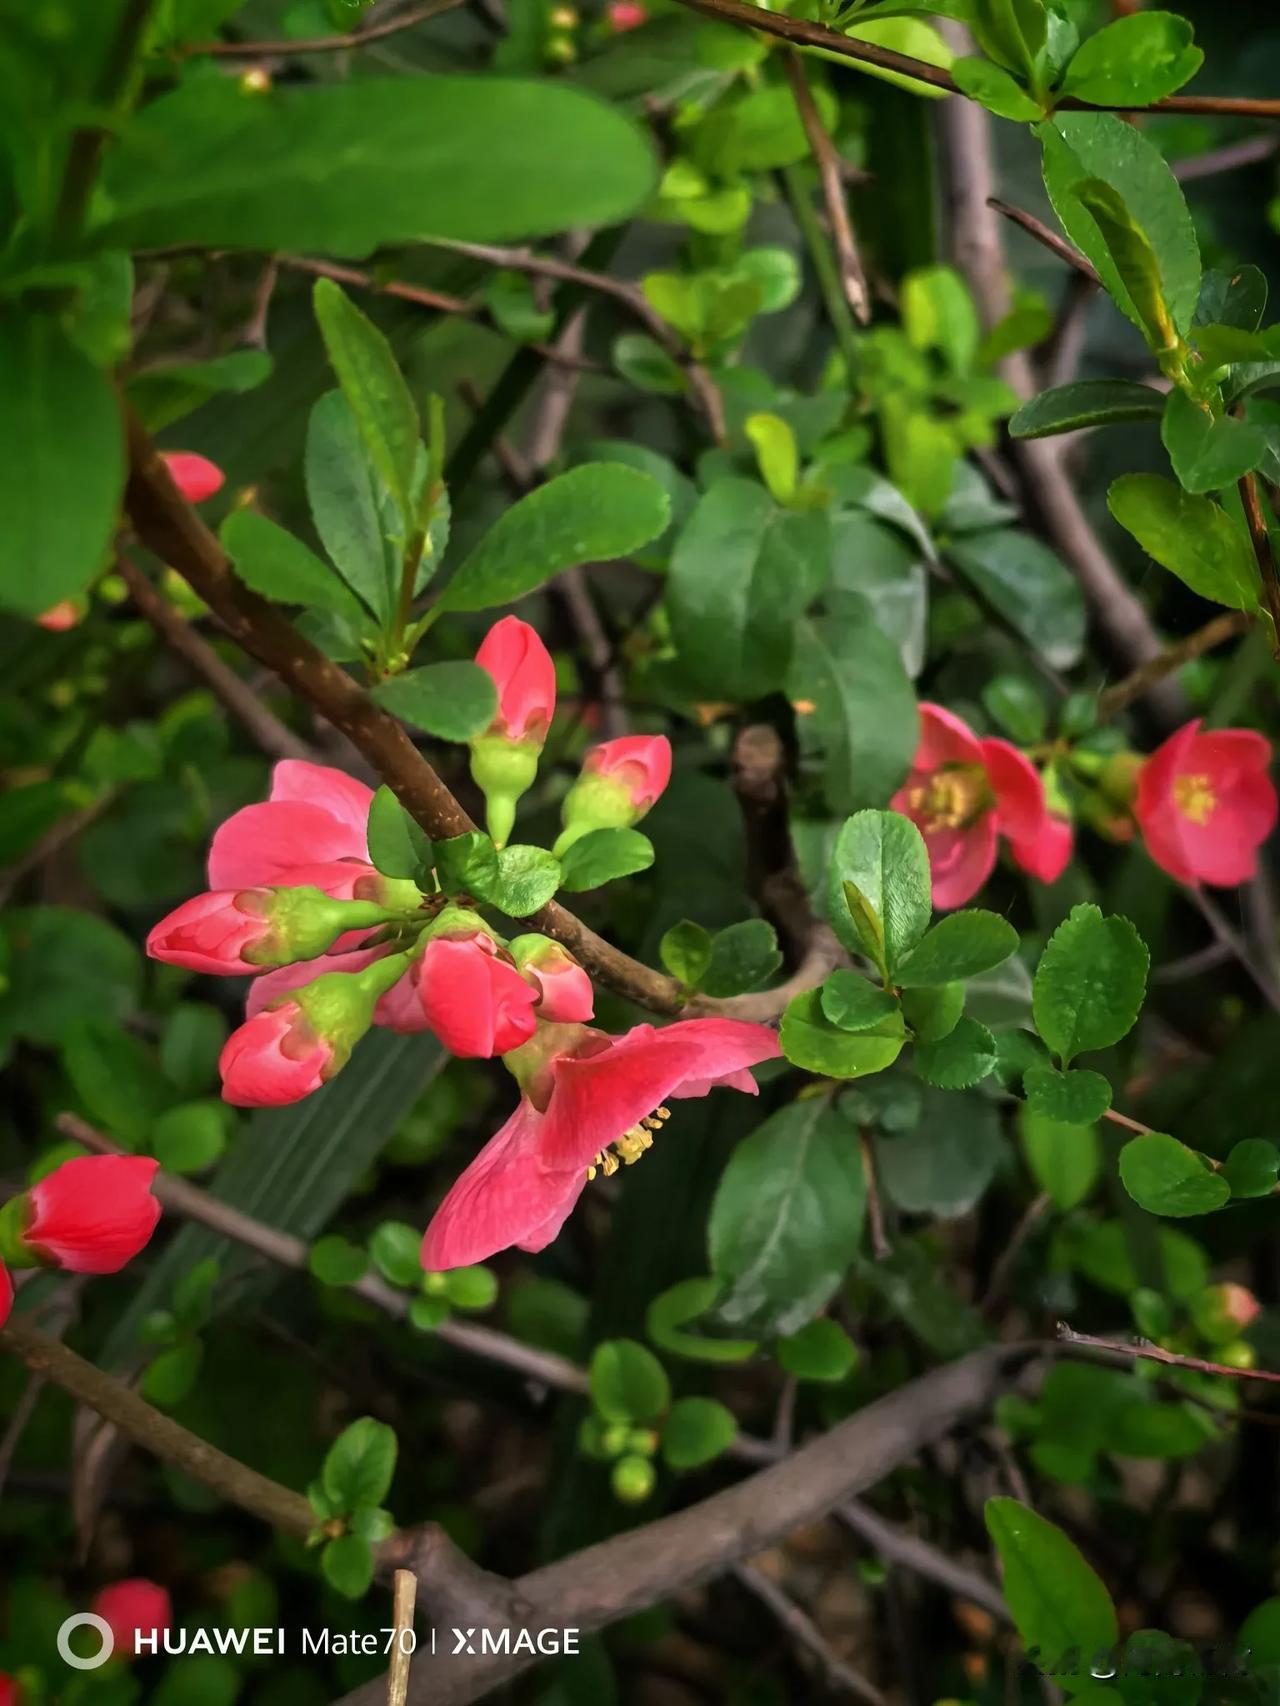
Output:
1173,772,1216,826
587,1105,671,1180
907,766,989,832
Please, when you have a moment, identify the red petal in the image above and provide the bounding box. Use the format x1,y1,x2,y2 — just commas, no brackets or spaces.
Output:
208,801,368,888
269,760,375,842
979,737,1048,845
26,1156,161,1275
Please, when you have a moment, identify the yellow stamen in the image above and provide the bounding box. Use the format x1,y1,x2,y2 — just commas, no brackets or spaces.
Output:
1173,772,1216,826
586,1107,670,1181
910,766,990,833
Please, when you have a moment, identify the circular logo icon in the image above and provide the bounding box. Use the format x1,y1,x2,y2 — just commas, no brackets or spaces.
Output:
57,1613,115,1671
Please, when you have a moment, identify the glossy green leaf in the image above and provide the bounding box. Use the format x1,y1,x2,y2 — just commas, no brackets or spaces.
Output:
1160,388,1267,493
1032,903,1148,1066
702,920,783,998
986,1498,1118,1694
825,809,932,978
220,509,366,619
590,1338,671,1423
781,991,906,1078
1010,380,1165,440
151,1101,229,1175
313,279,420,526
1194,265,1267,333
309,1234,370,1287
370,1221,422,1288
951,56,1042,120
1119,1133,1231,1217
557,828,654,892
660,919,713,989
914,1016,998,1089
745,412,799,505
661,1397,738,1468
895,910,1018,988
1073,178,1177,354
372,662,498,743
1062,12,1202,106
1222,1138,1280,1199
820,971,901,1032
947,528,1085,669
1108,474,1261,612
305,390,394,624
970,0,1046,75
902,981,965,1042
775,1318,859,1383
365,785,432,882
478,845,561,915
645,1278,757,1364
322,1535,374,1600
323,1416,398,1510
876,1089,1003,1216
1024,1065,1112,1125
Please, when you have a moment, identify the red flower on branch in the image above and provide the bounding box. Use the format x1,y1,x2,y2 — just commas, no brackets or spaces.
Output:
476,614,556,744
20,1156,161,1275
421,1018,780,1269
1134,719,1276,887
161,451,224,505
91,1580,173,1660
417,933,539,1058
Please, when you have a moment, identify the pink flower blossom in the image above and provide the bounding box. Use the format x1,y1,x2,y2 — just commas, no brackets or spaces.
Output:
24,1156,161,1275
219,1001,332,1107
161,451,225,504
147,889,275,974
891,704,1064,908
422,1018,780,1269
607,0,647,28
476,615,556,744
37,599,82,631
91,1580,173,1660
209,760,379,899
509,935,594,1022
1134,719,1276,887
418,935,538,1058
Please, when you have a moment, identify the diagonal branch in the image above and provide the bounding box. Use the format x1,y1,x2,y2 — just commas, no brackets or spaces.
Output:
784,51,870,325
184,0,464,56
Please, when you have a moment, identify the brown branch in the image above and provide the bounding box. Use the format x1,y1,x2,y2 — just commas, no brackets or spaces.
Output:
388,1570,418,1706
184,0,463,56
1238,473,1280,654
733,1560,886,1704
861,1130,890,1261
837,1502,1007,1621
333,1347,1025,1706
117,554,315,762
122,415,694,1017
1173,135,1279,182
1097,611,1252,719
0,1314,316,1535
1058,1323,1280,1386
785,52,870,325
667,0,1280,117
987,198,1100,285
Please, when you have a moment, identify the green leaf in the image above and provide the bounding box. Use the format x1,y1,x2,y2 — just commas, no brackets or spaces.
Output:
373,663,498,743
439,464,669,612
313,278,419,526
558,828,655,892
151,1101,229,1175
1160,388,1267,493
825,809,932,979
613,333,687,396
645,1278,756,1364
323,1416,398,1510
971,0,1046,76
478,845,561,915
661,1397,738,1468
62,1020,172,1145
130,347,272,433
434,831,499,898
1039,114,1200,340
0,312,124,615
142,1339,204,1408
951,57,1042,121
1195,265,1267,333
781,991,907,1079
708,1097,866,1336
160,1004,228,1099
321,1535,374,1600
309,1234,370,1287
660,920,713,990
985,1498,1118,1694
99,77,656,253
902,266,981,373
365,785,432,882
914,1017,997,1089
1023,1065,1112,1125
947,527,1085,669
221,509,365,619
1061,12,1202,106
1119,1133,1231,1217
895,911,1018,988
590,1338,671,1423
1222,1138,1280,1199
1032,903,1149,1066
902,981,965,1043
820,971,901,1032
787,599,917,814
1107,474,1261,612
409,1294,450,1332
370,1221,423,1288
837,17,955,100
305,390,394,624
1021,1105,1101,1210
745,412,799,506
1010,380,1165,440
775,1318,859,1382
443,1265,499,1311
876,1090,1003,1216
667,480,829,701
702,920,783,998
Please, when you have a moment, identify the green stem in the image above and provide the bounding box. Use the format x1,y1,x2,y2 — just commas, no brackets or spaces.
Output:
781,165,861,383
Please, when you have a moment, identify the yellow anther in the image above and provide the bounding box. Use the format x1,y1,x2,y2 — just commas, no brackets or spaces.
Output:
1173,772,1216,826
585,1107,670,1181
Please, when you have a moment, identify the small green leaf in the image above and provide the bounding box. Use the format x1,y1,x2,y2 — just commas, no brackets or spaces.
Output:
434,830,498,896
895,911,1019,988
373,663,498,743
775,1317,859,1383
645,1278,757,1364
314,278,419,527
142,1339,203,1407
914,1017,997,1089
309,1234,370,1287
439,464,670,612
782,991,907,1080
702,920,783,998
1195,265,1267,333
1108,474,1261,612
661,1396,738,1468
985,1498,1118,1694
590,1339,671,1424
820,971,901,1032
1021,1105,1101,1210
825,810,932,978
370,1220,422,1288
660,920,713,990
477,845,561,915
1023,1066,1112,1125
322,1416,398,1511
150,1100,229,1175
322,1534,375,1600
365,785,432,882
970,0,1046,77
443,1265,499,1311
1061,11,1202,107
613,333,687,395
902,981,965,1043
1010,380,1165,440
409,1294,450,1331
745,412,799,506
947,527,1085,670
1032,903,1149,1066
1222,1138,1280,1199
952,57,1042,121
1160,388,1267,494
1119,1133,1230,1217
558,828,655,892
221,509,367,619
982,675,1047,743
305,390,393,625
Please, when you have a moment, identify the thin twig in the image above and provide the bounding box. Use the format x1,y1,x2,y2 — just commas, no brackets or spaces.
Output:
1058,1323,1280,1386
837,1502,1007,1621
1101,1107,1154,1137
1173,135,1279,182
733,1561,887,1704
861,1131,890,1260
987,198,1101,285
117,555,315,761
980,1193,1052,1320
785,52,869,324
0,789,118,907
1097,611,1252,719
388,1570,418,1706
1238,473,1280,654
184,0,463,55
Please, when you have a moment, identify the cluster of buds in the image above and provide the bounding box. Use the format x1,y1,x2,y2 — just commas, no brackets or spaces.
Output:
0,1155,162,1329
146,618,673,1108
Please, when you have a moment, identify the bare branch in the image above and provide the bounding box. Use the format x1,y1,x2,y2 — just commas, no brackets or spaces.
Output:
733,1560,886,1703
184,0,464,57
1058,1323,1280,1386
785,52,870,324
1097,611,1252,719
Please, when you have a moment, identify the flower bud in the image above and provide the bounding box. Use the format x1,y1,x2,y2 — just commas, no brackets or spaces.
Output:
418,922,539,1058
470,617,557,848
611,1454,656,1503
161,451,225,505
1193,1281,1261,1344
0,1156,161,1276
91,1580,173,1661
37,600,83,632
147,886,404,976
507,934,594,1021
607,0,647,28
553,735,672,854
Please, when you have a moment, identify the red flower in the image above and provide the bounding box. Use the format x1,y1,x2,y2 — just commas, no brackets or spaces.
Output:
91,1579,172,1660
585,735,672,810
418,935,538,1058
0,1263,12,1331
0,1672,20,1706
161,451,224,505
37,599,83,631
219,1001,331,1107
24,1156,160,1275
422,1018,780,1269
1134,720,1276,887
890,704,1067,908
208,760,379,899
607,0,647,28
475,616,556,745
